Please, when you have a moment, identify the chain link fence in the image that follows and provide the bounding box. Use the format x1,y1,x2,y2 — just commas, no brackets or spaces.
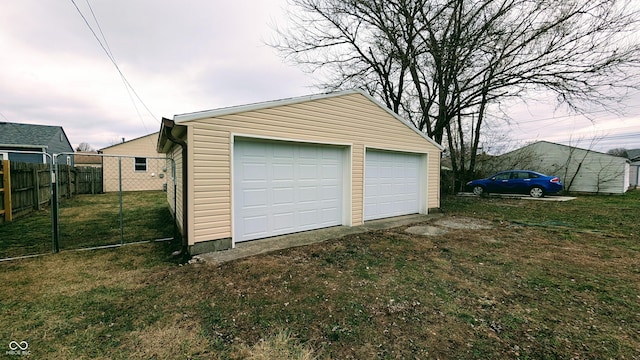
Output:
0,151,177,261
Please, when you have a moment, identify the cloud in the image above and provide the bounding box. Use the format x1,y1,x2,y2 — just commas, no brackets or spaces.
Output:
1,0,637,153
0,0,315,150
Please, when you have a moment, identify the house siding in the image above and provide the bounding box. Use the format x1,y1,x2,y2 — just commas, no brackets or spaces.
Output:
630,162,640,188
100,133,168,192
181,92,441,245
498,141,629,194
166,144,184,233
0,123,74,164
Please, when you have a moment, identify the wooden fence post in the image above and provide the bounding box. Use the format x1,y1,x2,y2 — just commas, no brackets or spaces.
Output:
91,167,96,194
33,167,41,210
67,165,72,198
1,160,12,222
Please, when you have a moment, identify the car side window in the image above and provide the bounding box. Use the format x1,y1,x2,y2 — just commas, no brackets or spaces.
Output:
513,172,529,179
494,173,510,180
529,172,539,178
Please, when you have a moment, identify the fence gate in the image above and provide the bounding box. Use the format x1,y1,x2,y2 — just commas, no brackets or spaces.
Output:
0,151,177,261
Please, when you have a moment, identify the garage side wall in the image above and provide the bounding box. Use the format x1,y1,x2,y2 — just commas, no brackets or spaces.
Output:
186,93,441,245
166,144,183,235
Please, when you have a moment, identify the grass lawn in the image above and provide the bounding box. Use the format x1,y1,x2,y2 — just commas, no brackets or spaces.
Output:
0,191,175,259
1,191,638,359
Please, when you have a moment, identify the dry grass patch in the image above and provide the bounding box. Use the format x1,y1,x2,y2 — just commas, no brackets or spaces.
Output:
231,329,316,360
125,315,212,359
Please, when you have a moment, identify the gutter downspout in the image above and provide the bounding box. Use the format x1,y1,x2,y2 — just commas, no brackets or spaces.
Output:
162,117,189,257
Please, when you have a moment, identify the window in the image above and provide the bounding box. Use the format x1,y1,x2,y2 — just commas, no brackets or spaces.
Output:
494,172,510,181
134,157,147,172
513,171,529,179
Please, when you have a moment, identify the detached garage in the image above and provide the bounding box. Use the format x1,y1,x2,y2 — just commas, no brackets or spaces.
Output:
157,89,443,255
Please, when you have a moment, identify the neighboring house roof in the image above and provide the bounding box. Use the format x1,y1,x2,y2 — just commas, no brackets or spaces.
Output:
0,121,74,153
98,132,159,152
74,152,102,165
504,140,630,161
628,148,640,161
162,89,444,152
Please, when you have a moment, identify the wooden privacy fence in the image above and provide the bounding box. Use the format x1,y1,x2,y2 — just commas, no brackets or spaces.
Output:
0,161,103,224
0,160,12,223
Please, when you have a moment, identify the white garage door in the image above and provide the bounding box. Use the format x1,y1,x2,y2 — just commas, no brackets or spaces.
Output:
364,150,422,221
233,139,344,242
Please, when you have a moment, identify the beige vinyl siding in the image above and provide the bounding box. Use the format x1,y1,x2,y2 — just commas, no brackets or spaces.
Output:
428,152,441,208
100,133,167,192
352,145,365,222
184,92,441,244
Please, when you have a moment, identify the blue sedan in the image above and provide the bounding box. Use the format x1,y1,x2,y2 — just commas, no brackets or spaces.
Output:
466,170,563,198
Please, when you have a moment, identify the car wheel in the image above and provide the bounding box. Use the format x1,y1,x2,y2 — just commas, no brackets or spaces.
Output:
472,185,485,196
529,186,544,198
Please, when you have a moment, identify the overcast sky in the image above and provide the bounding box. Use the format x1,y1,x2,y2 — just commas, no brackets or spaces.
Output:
1,0,638,153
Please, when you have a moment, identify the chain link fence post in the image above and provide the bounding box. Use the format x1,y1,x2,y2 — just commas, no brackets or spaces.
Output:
52,155,59,253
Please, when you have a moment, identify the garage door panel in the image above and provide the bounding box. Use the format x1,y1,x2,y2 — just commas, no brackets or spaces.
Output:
234,140,344,242
272,164,294,180
299,186,318,202
273,212,295,232
365,150,422,221
321,185,339,199
241,163,267,180
322,164,340,179
242,216,269,237
299,164,318,179
241,189,268,207
272,187,295,206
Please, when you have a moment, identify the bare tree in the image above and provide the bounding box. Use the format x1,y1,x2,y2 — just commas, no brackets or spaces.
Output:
594,158,627,193
76,142,94,152
274,0,640,189
606,148,629,158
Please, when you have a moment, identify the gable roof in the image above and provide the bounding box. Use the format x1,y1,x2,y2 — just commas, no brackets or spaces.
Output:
170,89,444,151
98,132,159,152
74,152,102,165
628,148,640,161
0,121,73,152
505,140,629,161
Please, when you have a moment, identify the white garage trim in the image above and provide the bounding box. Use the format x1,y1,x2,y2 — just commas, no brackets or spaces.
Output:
364,148,426,221
231,136,350,245
231,133,353,148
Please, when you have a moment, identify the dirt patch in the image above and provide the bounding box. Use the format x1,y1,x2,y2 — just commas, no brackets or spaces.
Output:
404,225,449,236
405,216,494,236
433,216,494,230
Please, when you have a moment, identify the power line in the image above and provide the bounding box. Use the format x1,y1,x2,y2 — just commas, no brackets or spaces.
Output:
69,0,158,130
82,0,149,133
80,0,148,132
510,103,640,126
488,132,640,148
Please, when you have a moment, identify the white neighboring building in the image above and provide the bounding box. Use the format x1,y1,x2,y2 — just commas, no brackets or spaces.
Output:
628,149,640,189
496,141,630,194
